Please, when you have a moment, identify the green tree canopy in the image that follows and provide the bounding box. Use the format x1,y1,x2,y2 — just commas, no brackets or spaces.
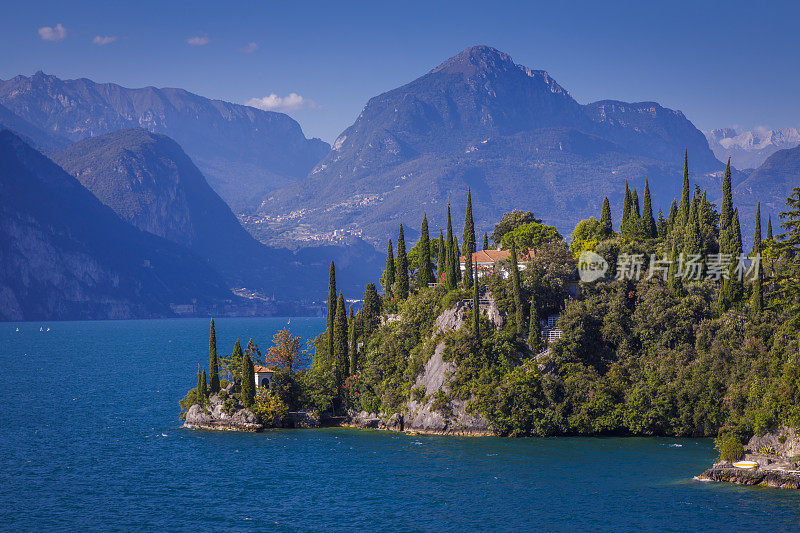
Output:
500,221,562,251
491,210,542,245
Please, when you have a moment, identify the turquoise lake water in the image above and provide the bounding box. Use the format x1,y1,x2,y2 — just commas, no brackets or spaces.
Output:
2,317,799,531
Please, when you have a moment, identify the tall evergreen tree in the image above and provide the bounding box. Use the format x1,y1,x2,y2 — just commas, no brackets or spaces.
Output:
767,214,773,240
464,245,473,289
463,188,476,257
509,242,524,335
385,239,395,297
599,196,613,238
719,158,734,256
621,182,632,235
667,199,678,232
209,318,220,393
196,365,202,395
483,231,489,250
657,207,667,238
327,261,336,358
349,306,359,375
396,225,409,299
445,204,456,290
232,339,244,384
201,368,208,399
361,283,380,338
631,188,641,219
641,179,657,238
418,214,433,289
237,339,254,408
472,267,480,342
683,194,702,257
720,209,745,311
528,301,542,353
452,236,462,283
333,293,349,383
677,150,690,227
752,203,763,317
437,229,446,279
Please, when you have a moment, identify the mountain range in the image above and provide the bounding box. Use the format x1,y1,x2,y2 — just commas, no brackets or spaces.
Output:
0,45,797,320
0,129,233,321
0,72,329,210
258,46,726,246
705,127,800,170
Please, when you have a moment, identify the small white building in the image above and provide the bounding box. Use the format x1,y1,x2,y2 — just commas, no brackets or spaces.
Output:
254,365,275,389
541,314,562,344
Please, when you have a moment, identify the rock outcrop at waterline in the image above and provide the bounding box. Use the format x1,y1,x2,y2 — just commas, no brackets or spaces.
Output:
698,427,800,489
346,293,505,436
183,389,263,431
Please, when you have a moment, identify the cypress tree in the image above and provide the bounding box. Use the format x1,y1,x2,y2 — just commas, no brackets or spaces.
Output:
327,261,336,359
419,214,433,289
510,242,524,335
472,267,480,341
196,365,202,394
362,283,380,338
621,182,632,235
752,203,763,317
766,214,773,241
657,207,667,238
483,231,489,250
599,196,613,238
464,245,473,289
201,368,208,399
719,158,734,256
677,150,690,227
209,318,220,393
528,301,542,353
641,179,657,238
683,194,702,257
437,229,446,280
720,209,745,311
242,354,254,407
667,199,678,232
333,293,349,383
463,187,476,259
349,306,358,375
631,188,641,219
446,204,456,290
396,225,409,299
385,239,395,297
232,339,244,385
452,236,461,283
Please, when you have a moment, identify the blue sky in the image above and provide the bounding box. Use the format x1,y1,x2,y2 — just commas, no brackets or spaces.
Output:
1,0,798,143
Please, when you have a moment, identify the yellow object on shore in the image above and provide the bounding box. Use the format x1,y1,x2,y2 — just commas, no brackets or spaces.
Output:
733,461,759,469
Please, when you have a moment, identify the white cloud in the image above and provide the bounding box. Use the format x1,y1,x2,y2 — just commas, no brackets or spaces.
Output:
187,34,210,46
92,35,117,46
38,23,67,42
246,93,318,113
240,42,259,53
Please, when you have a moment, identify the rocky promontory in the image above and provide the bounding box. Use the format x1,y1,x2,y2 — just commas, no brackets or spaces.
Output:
698,427,800,489
345,293,505,437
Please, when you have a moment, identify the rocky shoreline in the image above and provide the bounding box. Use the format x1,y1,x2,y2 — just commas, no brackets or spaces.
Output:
697,427,800,489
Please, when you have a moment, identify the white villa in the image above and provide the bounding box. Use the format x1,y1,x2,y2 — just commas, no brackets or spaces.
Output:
456,248,535,279
254,365,275,388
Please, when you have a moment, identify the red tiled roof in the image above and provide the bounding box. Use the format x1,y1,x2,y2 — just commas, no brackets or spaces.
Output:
460,248,535,263
253,365,274,374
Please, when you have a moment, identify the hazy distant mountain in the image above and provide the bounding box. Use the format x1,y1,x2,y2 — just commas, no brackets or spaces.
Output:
52,128,382,302
0,72,329,210
705,127,800,170
0,129,233,321
260,46,723,245
0,101,69,153
733,144,800,235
